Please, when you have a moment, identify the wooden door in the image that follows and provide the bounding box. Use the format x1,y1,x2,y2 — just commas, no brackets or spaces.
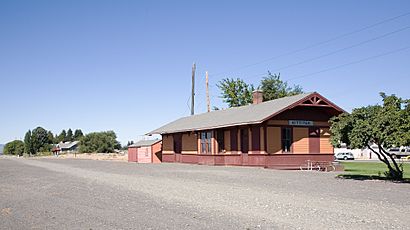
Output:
173,133,182,154
230,128,238,152
240,128,249,153
309,127,320,153
252,126,260,151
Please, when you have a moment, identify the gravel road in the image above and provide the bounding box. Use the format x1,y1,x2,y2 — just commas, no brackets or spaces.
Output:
0,157,409,229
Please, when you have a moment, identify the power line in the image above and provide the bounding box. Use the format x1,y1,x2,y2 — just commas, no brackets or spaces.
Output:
286,46,410,82
209,11,410,77
209,47,409,107
244,26,410,80
178,94,191,117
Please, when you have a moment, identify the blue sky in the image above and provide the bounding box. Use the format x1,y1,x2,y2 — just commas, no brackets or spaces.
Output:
1,0,409,144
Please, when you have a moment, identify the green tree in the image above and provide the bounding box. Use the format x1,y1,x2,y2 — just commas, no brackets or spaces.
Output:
260,72,303,101
79,131,121,153
217,78,254,107
127,141,134,146
4,140,25,156
57,130,67,143
24,130,34,156
47,131,55,144
330,93,409,180
73,129,84,141
31,127,50,154
67,129,73,142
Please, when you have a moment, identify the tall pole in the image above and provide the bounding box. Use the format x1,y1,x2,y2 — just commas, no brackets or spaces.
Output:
191,63,196,116
206,71,210,112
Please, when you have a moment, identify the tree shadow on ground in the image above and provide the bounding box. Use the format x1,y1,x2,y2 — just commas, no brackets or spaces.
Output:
337,174,410,183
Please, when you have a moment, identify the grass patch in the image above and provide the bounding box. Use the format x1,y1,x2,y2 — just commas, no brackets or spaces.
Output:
339,161,410,181
36,152,53,156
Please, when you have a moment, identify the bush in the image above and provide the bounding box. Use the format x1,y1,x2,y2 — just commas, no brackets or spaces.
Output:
4,140,25,156
79,131,121,153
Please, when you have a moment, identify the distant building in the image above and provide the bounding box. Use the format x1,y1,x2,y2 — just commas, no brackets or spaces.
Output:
128,139,162,163
0,144,4,155
52,141,79,154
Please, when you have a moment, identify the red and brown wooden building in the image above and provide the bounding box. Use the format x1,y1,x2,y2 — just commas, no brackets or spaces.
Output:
128,139,162,163
148,92,344,169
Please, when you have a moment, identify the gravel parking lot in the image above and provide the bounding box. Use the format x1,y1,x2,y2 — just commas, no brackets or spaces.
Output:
1,157,409,229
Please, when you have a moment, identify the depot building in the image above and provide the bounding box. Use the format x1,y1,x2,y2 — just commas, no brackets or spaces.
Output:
148,91,344,169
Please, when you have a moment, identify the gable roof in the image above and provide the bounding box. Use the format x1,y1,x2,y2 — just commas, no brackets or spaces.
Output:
57,141,79,149
148,92,344,135
129,139,161,148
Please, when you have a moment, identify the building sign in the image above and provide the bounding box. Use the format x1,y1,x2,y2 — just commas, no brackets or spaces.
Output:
288,120,314,126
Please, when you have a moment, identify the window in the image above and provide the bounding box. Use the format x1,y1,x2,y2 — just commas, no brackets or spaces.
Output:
201,131,212,154
281,127,292,153
217,130,225,153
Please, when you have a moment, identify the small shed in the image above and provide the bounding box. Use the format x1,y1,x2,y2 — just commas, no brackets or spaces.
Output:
128,139,162,163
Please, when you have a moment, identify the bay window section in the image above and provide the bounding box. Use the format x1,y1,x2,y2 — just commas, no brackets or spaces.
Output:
200,131,212,154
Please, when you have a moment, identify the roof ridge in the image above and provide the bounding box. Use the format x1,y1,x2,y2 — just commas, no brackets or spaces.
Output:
147,92,317,135
178,92,313,119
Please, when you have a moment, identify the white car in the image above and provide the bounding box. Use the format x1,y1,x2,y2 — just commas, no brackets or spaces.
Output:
335,152,354,160
388,147,410,159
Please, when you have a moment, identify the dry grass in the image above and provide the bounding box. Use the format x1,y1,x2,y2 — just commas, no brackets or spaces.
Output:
38,152,128,161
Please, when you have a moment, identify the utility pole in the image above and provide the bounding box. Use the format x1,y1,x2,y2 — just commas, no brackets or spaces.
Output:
191,63,196,116
206,71,210,112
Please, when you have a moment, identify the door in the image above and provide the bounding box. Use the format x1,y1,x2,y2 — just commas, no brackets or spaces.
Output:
173,133,182,154
240,128,249,153
230,128,238,152
252,126,260,151
138,147,151,163
309,127,320,153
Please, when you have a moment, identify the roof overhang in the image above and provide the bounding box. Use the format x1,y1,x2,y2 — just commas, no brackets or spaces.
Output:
147,92,345,135
261,92,345,122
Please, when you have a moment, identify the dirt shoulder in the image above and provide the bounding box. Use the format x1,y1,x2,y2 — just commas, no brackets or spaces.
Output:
11,152,129,162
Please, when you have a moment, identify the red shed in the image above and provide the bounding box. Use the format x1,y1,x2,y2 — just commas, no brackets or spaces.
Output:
128,139,162,163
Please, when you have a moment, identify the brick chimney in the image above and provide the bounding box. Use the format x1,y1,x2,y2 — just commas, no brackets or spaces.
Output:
252,90,263,104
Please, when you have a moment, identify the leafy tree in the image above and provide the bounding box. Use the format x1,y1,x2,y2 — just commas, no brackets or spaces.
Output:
217,78,254,107
57,130,67,143
217,73,303,107
47,131,55,144
260,72,303,101
127,141,134,146
79,131,121,153
73,129,84,141
330,93,409,180
31,127,50,154
24,130,34,156
4,140,24,156
67,129,73,142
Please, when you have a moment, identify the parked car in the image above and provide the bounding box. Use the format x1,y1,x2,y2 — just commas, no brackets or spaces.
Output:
388,147,410,159
335,152,355,160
